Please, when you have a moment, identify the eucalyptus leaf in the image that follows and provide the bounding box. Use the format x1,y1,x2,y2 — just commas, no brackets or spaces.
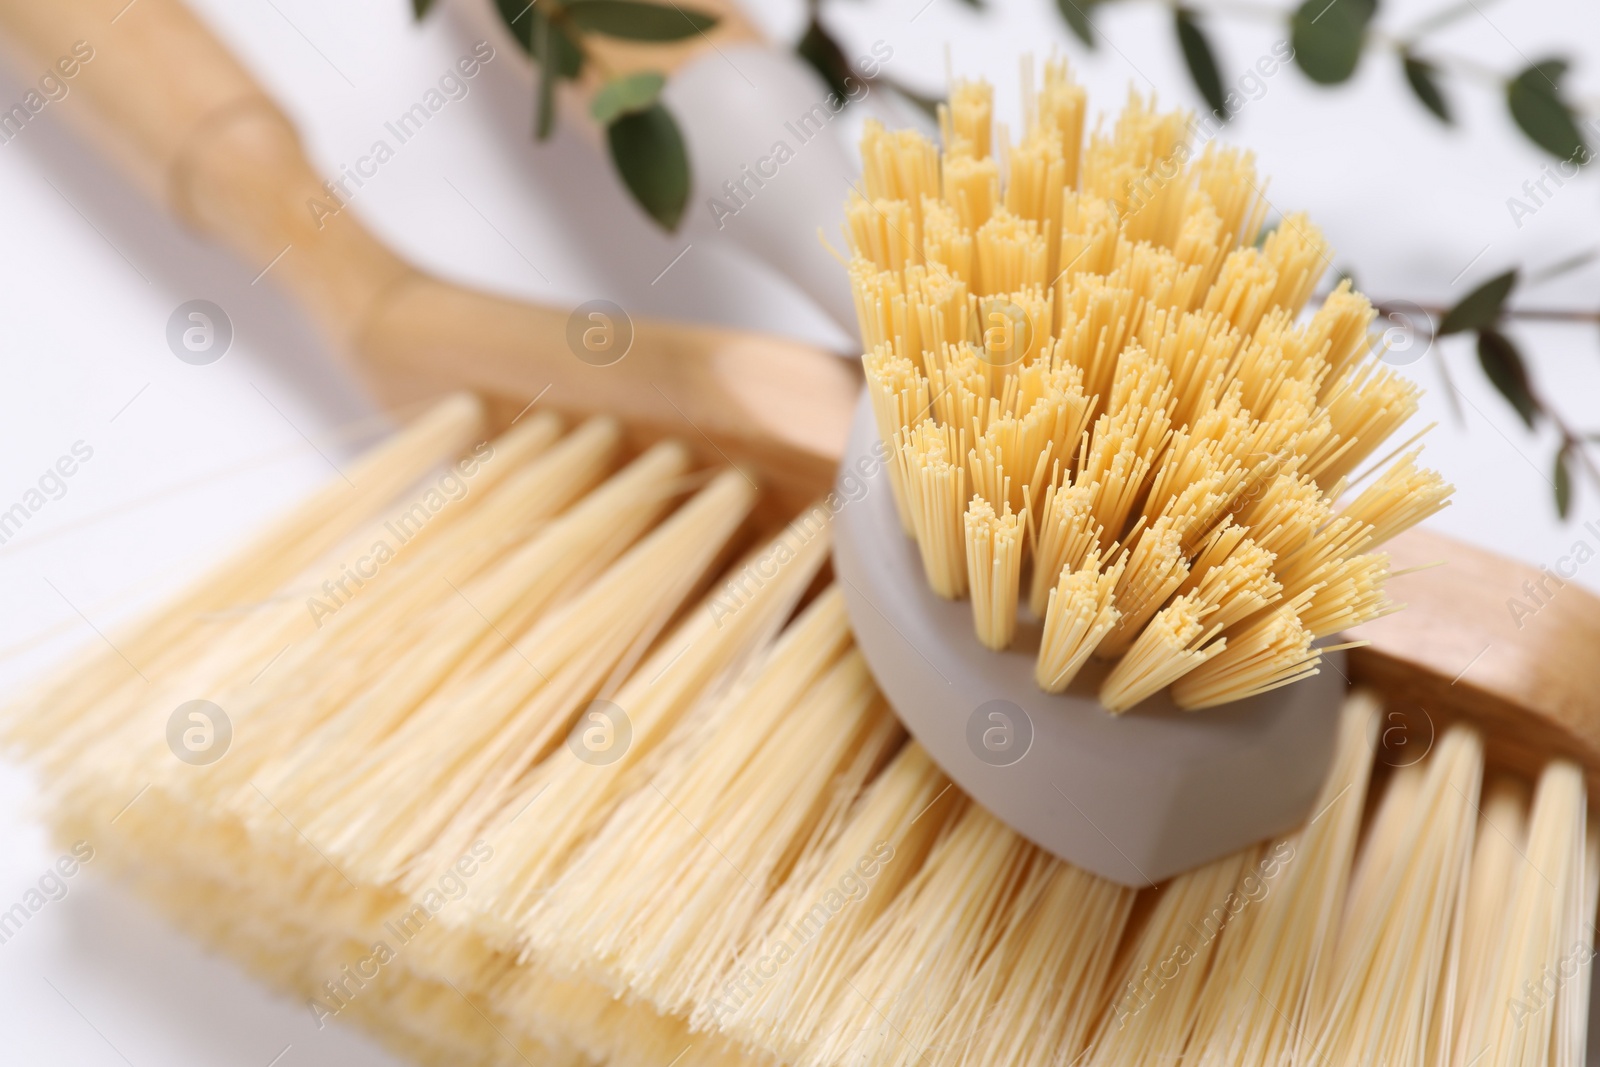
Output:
1555,446,1573,518
1476,328,1539,429
1057,0,1097,49
608,102,690,231
796,16,854,103
493,0,535,52
1175,8,1227,119
535,12,558,140
550,19,583,78
1402,53,1451,123
496,0,582,78
592,71,667,126
1439,269,1517,335
1290,0,1377,86
565,0,717,41
1507,60,1587,161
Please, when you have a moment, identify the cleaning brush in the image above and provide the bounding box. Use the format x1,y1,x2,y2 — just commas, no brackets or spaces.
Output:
6,3,1600,1064
850,76,1451,704
13,403,1595,1067
832,68,1457,883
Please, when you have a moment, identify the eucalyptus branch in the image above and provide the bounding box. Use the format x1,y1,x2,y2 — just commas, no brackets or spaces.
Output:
1372,302,1600,326
1359,261,1600,515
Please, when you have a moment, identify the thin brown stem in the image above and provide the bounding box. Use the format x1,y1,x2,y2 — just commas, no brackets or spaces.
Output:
1370,302,1600,326
1135,0,1600,114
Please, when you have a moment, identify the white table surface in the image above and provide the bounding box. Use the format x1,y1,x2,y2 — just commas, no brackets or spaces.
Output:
0,0,1596,1062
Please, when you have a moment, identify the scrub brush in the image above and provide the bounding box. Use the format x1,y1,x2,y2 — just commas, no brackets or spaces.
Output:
11,404,1594,1067
833,68,1453,882
4,4,1599,1065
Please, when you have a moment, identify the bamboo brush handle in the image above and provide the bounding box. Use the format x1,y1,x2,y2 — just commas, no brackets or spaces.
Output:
5,0,1600,790
0,0,853,514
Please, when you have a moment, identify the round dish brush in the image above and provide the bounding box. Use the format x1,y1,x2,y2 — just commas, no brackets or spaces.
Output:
832,67,1453,884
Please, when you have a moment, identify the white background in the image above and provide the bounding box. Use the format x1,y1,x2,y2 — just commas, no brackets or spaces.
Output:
0,0,1596,1062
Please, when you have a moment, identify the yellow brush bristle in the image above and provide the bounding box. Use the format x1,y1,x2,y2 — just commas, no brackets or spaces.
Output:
848,70,1452,711
9,398,1588,1067
12,62,1593,1067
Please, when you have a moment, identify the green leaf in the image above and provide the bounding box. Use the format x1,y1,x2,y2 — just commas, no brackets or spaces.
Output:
1439,269,1518,335
1057,0,1097,49
1507,60,1587,161
550,19,583,78
1175,8,1227,119
1290,0,1377,86
412,0,438,18
1402,53,1451,123
565,0,717,41
591,71,667,126
494,0,535,52
1476,328,1540,430
608,102,690,230
796,16,854,103
494,0,582,78
535,12,558,140
1555,446,1573,518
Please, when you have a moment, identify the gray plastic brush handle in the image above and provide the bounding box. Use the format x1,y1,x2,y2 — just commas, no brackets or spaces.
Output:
832,393,1343,887
665,44,858,333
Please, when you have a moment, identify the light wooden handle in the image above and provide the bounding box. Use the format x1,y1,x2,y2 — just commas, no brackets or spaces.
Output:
0,0,856,509
1349,530,1600,794
0,0,417,345
5,0,1599,789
